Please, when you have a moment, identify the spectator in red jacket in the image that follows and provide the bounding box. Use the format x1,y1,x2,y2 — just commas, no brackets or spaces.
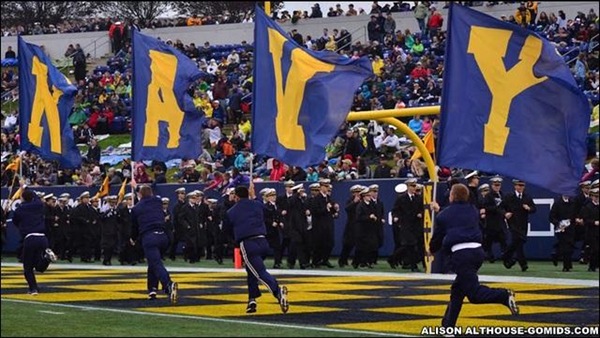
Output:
410,62,430,80
204,171,226,191
88,106,114,135
427,8,444,38
269,159,286,181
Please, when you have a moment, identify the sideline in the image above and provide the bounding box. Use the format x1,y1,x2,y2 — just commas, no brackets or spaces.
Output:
2,262,597,287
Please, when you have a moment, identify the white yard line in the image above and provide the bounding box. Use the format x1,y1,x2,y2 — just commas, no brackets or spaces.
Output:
2,262,597,287
38,310,65,315
2,298,405,337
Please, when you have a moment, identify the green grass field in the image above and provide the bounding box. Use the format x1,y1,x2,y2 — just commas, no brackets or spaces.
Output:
1,300,380,337
2,257,597,337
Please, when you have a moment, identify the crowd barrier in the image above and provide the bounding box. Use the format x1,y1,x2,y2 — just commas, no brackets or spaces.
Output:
1,178,567,261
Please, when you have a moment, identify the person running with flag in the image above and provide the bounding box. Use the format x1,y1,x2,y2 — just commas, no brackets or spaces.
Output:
224,182,289,314
430,183,519,329
12,184,58,295
130,185,178,303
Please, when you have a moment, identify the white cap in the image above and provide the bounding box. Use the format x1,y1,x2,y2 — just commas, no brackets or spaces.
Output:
405,178,418,185
395,183,407,193
291,184,304,191
464,171,479,180
350,184,363,193
490,176,503,183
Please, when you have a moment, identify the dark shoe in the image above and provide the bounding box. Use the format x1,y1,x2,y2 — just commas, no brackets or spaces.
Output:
521,265,528,272
387,258,397,269
246,299,257,313
273,263,282,269
278,286,289,314
216,258,223,265
300,264,308,270
551,254,558,267
28,289,39,296
148,289,157,300
338,260,347,268
323,261,334,268
562,267,571,272
287,263,295,269
503,260,515,269
506,289,519,315
168,282,178,304
588,268,596,272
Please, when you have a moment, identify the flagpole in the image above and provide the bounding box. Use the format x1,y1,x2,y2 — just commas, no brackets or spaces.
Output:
18,152,22,183
249,154,254,182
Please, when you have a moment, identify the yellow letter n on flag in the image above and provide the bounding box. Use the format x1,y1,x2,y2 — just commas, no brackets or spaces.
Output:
18,36,80,168
29,56,64,153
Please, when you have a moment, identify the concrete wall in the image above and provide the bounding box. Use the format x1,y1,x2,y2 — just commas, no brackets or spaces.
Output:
2,2,596,61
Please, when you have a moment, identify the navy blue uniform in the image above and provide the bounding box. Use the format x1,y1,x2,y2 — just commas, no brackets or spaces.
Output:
431,201,511,328
131,196,174,295
225,198,283,303
12,195,53,293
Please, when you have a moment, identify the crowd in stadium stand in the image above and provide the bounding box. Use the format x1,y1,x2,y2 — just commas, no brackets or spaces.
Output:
1,1,599,193
1,1,524,37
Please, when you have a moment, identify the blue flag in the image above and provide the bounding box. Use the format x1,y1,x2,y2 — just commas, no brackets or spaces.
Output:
18,36,80,168
132,30,204,162
252,7,373,167
438,4,591,195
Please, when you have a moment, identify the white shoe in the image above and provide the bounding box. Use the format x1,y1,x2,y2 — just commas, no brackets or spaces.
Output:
169,282,178,304
507,289,519,315
279,286,289,314
44,248,57,263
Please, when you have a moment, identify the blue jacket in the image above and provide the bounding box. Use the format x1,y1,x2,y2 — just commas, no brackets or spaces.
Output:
131,196,166,239
224,199,266,242
12,196,45,238
430,202,482,254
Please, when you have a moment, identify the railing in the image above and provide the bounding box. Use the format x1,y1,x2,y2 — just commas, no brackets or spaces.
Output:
56,34,111,71
334,25,367,53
